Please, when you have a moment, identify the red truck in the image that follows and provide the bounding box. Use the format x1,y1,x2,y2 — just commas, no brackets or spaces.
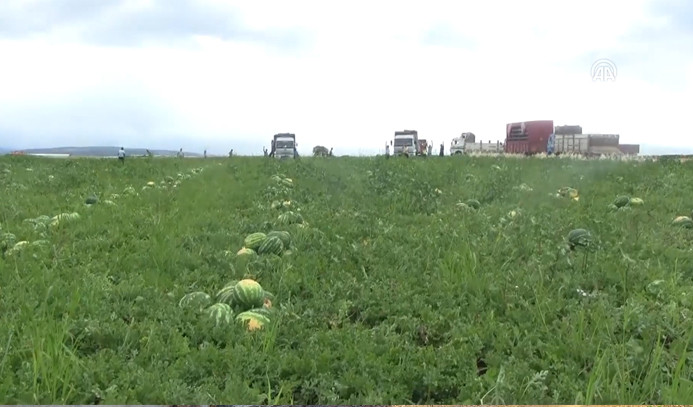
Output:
504,120,554,154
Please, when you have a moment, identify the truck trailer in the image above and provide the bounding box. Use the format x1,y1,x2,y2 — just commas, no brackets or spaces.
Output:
504,121,626,156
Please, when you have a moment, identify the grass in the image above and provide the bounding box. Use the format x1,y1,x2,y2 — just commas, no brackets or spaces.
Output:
1,153,693,404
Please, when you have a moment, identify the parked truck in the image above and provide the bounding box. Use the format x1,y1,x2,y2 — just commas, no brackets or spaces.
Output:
505,121,627,156
450,132,504,155
393,130,420,156
271,133,298,159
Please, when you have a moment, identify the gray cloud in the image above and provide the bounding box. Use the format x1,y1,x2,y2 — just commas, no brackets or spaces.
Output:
0,0,312,51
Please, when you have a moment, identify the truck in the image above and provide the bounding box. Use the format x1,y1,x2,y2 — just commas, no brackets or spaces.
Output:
393,130,419,156
548,132,622,156
504,120,554,154
450,132,504,155
271,133,298,159
505,121,628,156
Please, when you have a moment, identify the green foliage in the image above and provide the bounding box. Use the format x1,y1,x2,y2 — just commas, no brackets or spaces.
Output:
1,154,693,404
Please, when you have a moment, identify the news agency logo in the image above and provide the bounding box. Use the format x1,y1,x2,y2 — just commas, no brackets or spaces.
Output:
591,59,617,82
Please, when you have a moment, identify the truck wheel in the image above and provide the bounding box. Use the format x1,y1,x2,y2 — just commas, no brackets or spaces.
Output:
455,151,462,155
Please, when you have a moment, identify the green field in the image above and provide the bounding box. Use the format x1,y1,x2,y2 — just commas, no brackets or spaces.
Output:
2,154,693,404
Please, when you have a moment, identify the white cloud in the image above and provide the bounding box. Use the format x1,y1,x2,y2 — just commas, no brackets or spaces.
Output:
0,0,691,155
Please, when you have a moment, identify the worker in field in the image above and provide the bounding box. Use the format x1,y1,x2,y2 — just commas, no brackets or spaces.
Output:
385,143,390,158
439,143,444,157
263,147,268,157
118,147,125,163
427,143,432,156
204,149,207,158
269,139,276,157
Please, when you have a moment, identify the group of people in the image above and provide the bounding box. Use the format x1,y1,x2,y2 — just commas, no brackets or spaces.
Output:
384,142,446,158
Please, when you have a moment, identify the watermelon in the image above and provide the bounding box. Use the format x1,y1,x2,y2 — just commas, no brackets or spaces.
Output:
232,279,266,309
558,187,579,200
179,291,212,311
267,230,291,248
629,197,644,206
244,232,267,250
613,195,630,208
206,303,234,326
672,216,693,228
237,247,256,256
236,309,271,331
465,199,481,209
85,195,98,205
257,235,284,256
278,211,304,225
567,228,591,249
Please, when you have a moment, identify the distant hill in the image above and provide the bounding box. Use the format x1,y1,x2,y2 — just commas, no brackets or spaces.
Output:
4,146,202,157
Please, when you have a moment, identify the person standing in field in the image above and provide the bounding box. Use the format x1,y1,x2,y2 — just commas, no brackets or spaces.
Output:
439,143,444,157
385,143,390,158
204,149,207,158
427,143,432,156
118,147,125,163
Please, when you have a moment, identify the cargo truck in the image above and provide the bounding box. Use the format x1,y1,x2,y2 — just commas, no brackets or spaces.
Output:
505,121,626,156
450,132,504,155
393,130,420,156
271,133,298,159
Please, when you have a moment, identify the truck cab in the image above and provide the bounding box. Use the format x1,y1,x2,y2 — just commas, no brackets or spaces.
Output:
272,133,298,159
450,132,476,155
393,130,419,156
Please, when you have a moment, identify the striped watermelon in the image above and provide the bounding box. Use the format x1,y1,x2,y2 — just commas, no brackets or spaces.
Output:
278,211,304,225
179,291,212,311
244,232,267,250
234,279,266,309
613,195,630,208
267,230,291,248
236,309,271,331
258,235,284,255
237,247,256,256
206,303,234,326
567,228,591,249
673,216,693,228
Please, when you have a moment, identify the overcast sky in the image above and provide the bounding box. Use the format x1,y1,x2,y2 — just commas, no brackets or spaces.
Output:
1,0,692,155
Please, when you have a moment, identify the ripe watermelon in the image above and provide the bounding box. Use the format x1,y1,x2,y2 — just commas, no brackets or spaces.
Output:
258,235,284,255
236,309,271,331
237,247,256,256
278,211,304,225
267,230,291,248
232,279,266,309
465,199,481,209
629,197,644,206
613,195,630,208
244,232,267,250
179,291,212,311
672,216,693,228
206,303,234,326
85,195,98,205
567,228,591,249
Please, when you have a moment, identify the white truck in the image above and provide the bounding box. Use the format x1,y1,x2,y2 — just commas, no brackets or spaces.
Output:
450,132,504,155
392,130,419,156
271,133,298,159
